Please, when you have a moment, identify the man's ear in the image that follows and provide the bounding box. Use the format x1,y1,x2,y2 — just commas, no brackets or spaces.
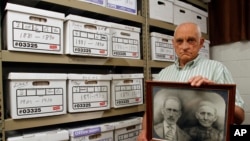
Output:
161,108,164,115
199,38,205,49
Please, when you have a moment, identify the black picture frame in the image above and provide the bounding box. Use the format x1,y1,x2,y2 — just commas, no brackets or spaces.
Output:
146,81,236,141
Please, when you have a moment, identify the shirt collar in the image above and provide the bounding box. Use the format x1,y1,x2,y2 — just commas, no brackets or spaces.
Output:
163,120,176,130
175,54,203,69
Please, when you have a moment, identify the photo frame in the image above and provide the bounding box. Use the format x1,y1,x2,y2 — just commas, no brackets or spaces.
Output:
146,81,236,141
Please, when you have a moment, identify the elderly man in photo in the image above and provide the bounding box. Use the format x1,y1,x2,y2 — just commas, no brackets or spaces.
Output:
154,96,191,141
184,101,223,141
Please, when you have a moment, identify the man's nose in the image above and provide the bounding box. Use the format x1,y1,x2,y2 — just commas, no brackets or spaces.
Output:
180,41,189,49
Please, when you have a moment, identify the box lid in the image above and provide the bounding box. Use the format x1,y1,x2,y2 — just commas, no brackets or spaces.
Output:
67,74,112,80
68,123,114,137
192,6,208,17
113,117,142,129
5,3,65,20
8,73,67,80
65,14,110,27
150,32,173,39
110,22,141,33
173,0,193,9
112,73,144,79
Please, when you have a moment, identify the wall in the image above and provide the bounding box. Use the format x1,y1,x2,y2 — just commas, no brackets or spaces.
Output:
211,41,250,124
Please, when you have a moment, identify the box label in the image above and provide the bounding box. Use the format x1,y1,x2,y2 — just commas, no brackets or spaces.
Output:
107,0,137,14
73,127,101,137
115,83,142,106
12,21,61,51
73,30,108,56
112,37,139,58
118,130,140,141
154,41,175,61
72,86,108,109
16,88,64,116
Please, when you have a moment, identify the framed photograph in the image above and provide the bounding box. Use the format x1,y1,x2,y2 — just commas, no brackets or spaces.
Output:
146,81,236,141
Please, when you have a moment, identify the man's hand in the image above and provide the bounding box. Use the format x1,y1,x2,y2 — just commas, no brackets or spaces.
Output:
137,130,148,141
188,75,214,86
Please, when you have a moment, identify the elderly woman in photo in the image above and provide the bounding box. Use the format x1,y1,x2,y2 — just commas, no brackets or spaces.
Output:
184,101,223,141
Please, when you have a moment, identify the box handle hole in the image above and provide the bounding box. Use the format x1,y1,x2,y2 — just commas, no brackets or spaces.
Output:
32,81,49,86
85,80,98,84
157,1,165,6
84,24,97,30
29,16,47,23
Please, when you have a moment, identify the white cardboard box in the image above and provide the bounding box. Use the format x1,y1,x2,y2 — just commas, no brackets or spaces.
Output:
199,39,210,59
149,0,174,23
3,3,64,54
173,0,194,25
68,123,114,141
113,117,142,141
150,32,175,62
7,73,67,119
192,6,208,33
111,73,143,108
109,22,141,59
67,74,112,113
7,129,69,141
106,0,137,15
152,74,159,80
77,0,106,6
65,14,110,57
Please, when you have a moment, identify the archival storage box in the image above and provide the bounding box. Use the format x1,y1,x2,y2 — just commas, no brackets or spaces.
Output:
150,32,175,62
106,0,137,15
65,14,110,57
3,3,64,54
67,74,112,113
7,73,67,119
149,0,174,23
111,73,144,108
173,0,193,25
109,22,141,59
7,129,69,141
68,123,114,141
113,117,142,141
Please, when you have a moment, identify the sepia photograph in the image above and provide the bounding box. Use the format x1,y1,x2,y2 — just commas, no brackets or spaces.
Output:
146,81,236,141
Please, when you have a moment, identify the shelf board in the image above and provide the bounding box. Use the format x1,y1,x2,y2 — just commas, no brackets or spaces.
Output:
1,51,144,67
149,60,173,68
186,0,208,10
4,104,145,131
42,0,144,24
149,19,176,31
149,19,209,39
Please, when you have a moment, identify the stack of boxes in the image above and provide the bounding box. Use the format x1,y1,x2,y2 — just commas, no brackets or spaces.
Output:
149,0,210,60
78,0,137,15
3,0,210,140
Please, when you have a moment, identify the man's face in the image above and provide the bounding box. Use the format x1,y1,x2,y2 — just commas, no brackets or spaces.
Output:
196,105,217,128
161,99,181,125
172,23,204,66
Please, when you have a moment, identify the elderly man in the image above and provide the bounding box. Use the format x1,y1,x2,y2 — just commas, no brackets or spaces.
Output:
153,96,191,141
137,22,245,141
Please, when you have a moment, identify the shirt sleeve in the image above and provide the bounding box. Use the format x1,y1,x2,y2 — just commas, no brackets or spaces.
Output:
216,65,244,109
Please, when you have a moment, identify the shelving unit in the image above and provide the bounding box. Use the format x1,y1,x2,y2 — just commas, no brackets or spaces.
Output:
0,0,208,140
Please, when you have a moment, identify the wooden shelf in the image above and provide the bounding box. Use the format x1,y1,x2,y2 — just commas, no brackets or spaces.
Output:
1,51,144,67
149,60,173,68
42,0,144,24
4,104,145,131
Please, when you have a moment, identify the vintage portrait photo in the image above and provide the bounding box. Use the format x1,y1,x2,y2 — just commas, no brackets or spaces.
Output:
146,81,235,141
